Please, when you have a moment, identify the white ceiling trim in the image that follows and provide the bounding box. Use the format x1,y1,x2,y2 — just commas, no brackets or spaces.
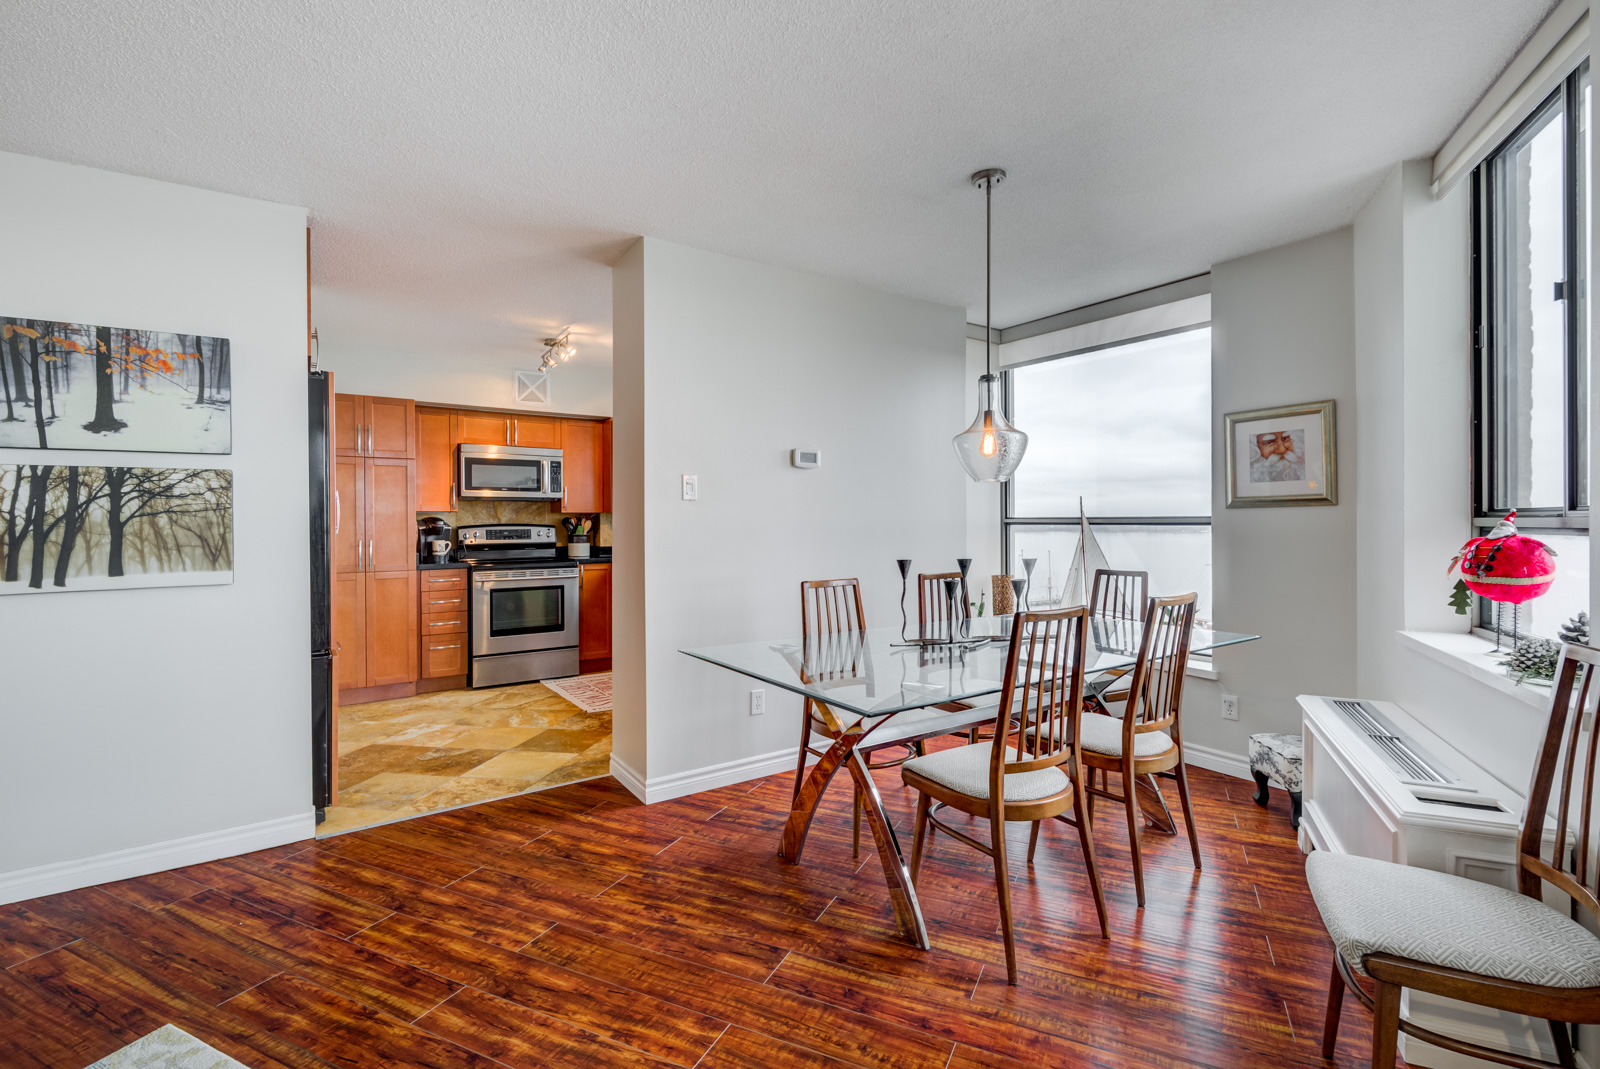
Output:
1433,0,1589,196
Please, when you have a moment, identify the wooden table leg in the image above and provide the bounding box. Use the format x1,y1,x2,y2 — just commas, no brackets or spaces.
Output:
777,708,931,950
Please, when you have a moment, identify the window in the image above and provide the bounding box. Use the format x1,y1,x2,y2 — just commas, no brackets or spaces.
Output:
1472,61,1590,640
1003,326,1213,625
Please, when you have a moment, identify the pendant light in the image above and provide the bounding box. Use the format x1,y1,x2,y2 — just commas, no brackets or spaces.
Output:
952,168,1028,482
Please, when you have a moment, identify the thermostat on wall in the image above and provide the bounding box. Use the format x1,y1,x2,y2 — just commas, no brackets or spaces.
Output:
790,449,821,469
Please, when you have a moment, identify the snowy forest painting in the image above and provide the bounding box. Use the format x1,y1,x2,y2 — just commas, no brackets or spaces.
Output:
0,316,231,452
0,465,232,594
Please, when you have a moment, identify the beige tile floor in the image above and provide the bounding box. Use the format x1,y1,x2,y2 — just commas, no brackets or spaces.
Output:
319,680,612,837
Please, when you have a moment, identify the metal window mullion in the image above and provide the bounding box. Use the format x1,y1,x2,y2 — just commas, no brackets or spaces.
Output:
1565,68,1585,512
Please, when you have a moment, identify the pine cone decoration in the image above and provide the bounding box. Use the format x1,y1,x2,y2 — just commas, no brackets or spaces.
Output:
1558,612,1590,646
1505,637,1560,681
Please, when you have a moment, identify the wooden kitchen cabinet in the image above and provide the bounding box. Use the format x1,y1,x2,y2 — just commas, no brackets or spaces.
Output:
416,406,456,513
512,416,562,448
602,418,612,511
336,394,415,459
417,567,469,691
579,561,612,669
457,412,510,446
561,419,604,513
335,393,419,700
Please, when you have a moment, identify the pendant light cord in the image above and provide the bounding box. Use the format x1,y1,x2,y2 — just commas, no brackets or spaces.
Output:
985,178,992,378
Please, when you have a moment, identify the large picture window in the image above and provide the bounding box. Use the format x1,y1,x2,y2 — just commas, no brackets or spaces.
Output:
1003,326,1213,624
1473,61,1591,639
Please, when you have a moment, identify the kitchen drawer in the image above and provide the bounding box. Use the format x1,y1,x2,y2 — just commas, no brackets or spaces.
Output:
422,591,467,614
422,637,467,678
420,570,467,591
422,610,466,635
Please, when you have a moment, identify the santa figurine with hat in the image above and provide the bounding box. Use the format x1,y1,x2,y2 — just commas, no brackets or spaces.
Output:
1449,510,1557,650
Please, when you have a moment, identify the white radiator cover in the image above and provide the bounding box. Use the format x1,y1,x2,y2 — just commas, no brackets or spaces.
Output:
1297,694,1576,1069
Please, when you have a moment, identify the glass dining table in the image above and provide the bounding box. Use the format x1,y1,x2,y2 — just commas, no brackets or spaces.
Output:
681,616,1259,949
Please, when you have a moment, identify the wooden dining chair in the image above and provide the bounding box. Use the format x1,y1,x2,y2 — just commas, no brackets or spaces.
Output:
1089,569,1148,621
1310,641,1600,1069
917,571,969,635
796,578,996,857
901,606,1108,983
1077,592,1200,907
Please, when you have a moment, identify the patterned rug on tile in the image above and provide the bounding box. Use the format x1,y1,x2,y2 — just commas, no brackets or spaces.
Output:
89,1024,245,1068
540,671,612,713
319,681,613,837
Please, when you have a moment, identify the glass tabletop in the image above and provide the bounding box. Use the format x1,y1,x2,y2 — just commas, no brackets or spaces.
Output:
681,617,1259,719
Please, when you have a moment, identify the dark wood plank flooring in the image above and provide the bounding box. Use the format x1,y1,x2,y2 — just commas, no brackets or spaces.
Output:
0,751,1385,1068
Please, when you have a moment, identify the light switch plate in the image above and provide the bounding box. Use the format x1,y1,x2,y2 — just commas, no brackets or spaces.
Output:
682,474,698,501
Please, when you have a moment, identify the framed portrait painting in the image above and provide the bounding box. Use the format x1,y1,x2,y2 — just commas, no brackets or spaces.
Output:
1224,400,1336,508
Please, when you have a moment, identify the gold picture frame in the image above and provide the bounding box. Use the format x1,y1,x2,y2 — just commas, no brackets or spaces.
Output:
1224,400,1336,508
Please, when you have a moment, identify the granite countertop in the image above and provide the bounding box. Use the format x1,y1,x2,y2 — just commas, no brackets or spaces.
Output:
417,561,469,570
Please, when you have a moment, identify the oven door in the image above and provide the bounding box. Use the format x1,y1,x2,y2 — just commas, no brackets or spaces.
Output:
458,451,558,500
471,569,580,656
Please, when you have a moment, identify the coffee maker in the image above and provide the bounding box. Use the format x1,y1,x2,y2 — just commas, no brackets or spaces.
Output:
417,516,453,564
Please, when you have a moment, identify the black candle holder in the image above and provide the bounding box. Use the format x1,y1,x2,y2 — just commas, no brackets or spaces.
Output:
896,559,912,641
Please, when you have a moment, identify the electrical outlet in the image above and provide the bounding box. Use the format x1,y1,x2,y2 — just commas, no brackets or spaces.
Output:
682,474,698,501
1221,694,1239,721
749,689,765,716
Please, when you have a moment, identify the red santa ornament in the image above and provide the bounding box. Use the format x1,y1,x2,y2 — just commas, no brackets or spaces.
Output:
1449,510,1557,605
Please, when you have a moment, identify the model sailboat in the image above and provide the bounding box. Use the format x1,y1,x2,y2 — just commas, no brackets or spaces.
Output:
1059,498,1109,608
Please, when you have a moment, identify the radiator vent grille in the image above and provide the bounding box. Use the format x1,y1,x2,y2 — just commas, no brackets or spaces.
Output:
1329,699,1461,787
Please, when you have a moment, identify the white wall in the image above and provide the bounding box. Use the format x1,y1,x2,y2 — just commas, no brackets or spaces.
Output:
314,288,613,417
612,237,967,795
1204,228,1360,754
0,152,313,900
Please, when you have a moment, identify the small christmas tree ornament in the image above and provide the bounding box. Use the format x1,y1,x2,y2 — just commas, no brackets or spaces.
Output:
1505,637,1560,682
1449,511,1557,650
1558,612,1590,646
1448,579,1472,616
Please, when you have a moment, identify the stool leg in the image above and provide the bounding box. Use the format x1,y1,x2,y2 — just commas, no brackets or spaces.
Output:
1251,769,1271,807
1290,791,1302,831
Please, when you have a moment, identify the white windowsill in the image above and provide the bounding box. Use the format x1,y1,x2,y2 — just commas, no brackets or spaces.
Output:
1186,660,1218,681
1396,630,1550,710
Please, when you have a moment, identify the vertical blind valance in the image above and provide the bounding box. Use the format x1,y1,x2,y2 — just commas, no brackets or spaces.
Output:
1433,0,1589,197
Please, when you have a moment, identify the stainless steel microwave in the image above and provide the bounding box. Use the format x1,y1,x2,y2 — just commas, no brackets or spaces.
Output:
458,444,564,501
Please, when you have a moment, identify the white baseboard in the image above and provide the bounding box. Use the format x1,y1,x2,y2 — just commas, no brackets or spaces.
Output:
0,812,316,906
612,747,799,805
1184,741,1252,782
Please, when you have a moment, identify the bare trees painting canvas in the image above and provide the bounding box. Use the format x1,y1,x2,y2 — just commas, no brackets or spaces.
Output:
0,316,231,452
0,465,232,594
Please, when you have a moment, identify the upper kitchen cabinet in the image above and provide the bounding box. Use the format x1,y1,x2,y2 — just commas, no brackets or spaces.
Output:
416,406,456,513
561,418,604,513
457,412,510,446
512,416,562,448
336,394,415,459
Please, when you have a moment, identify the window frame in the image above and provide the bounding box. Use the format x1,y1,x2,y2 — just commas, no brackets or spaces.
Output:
999,323,1213,619
1470,62,1590,637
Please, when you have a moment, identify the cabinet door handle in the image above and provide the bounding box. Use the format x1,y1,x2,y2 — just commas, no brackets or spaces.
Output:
428,619,461,627
429,643,462,650
367,539,373,570
357,539,363,570
333,490,340,535
427,576,460,583
512,421,518,447
428,598,458,605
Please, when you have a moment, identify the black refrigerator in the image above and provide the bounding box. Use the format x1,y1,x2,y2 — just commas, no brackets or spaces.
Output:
309,371,334,820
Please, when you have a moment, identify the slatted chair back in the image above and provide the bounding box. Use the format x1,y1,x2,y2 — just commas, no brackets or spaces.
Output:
1120,593,1197,745
990,606,1088,797
800,578,866,640
1090,569,1149,621
1520,640,1600,921
918,572,969,634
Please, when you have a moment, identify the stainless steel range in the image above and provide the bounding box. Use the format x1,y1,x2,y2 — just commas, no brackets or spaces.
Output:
455,524,580,687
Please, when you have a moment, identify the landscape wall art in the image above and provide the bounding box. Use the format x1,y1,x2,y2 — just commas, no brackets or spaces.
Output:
0,465,233,594
0,316,231,452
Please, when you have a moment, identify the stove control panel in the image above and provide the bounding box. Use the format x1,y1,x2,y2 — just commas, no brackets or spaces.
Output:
458,524,557,546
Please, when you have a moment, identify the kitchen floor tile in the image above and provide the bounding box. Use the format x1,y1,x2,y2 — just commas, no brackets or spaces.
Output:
449,725,546,750
515,727,610,753
338,772,456,810
462,750,579,782
338,744,502,782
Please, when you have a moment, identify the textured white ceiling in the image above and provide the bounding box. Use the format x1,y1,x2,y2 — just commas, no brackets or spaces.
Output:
0,0,1555,373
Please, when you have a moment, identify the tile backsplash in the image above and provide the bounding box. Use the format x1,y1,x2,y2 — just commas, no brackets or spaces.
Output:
417,500,611,546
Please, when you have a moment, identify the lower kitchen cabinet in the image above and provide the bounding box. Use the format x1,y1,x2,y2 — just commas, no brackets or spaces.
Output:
579,561,612,669
418,567,469,691
336,571,418,691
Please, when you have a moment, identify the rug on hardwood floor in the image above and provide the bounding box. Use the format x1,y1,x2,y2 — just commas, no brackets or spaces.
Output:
542,671,612,712
88,1024,246,1068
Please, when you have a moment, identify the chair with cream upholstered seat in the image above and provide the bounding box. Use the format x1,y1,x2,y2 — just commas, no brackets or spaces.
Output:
900,606,1108,984
1311,640,1600,1069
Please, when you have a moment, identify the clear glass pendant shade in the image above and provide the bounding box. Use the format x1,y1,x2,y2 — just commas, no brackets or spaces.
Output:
953,373,1027,482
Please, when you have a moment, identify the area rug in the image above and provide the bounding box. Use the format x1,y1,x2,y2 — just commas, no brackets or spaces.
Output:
542,671,612,713
89,1024,247,1068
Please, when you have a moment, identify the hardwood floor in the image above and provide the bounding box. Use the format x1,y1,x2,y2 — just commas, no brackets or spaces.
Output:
0,751,1388,1068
